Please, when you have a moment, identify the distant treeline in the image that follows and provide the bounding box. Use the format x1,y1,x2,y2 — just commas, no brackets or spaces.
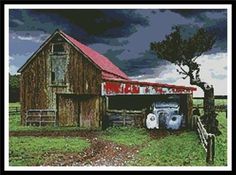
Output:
9,74,20,102
193,95,227,99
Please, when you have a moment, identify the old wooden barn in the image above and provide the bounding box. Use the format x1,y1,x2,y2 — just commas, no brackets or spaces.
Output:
18,29,196,129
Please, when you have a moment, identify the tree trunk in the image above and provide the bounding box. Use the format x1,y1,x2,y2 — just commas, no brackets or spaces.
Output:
203,86,221,135
189,76,221,135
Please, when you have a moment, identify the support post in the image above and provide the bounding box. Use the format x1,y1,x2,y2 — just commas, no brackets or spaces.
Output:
187,94,193,130
39,110,42,127
105,96,109,110
122,110,126,126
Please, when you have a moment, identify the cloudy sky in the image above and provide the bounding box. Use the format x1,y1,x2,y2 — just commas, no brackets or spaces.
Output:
9,8,228,96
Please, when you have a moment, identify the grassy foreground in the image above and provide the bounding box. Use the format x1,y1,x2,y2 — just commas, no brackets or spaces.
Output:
101,126,149,146
9,100,227,166
131,112,226,166
9,136,90,166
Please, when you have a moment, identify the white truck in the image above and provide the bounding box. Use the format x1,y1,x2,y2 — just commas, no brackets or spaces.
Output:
146,101,184,130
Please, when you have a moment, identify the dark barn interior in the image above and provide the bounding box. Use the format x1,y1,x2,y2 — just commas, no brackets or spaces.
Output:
106,94,192,129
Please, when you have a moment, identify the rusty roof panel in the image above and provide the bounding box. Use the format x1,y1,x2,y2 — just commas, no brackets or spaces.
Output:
102,79,196,96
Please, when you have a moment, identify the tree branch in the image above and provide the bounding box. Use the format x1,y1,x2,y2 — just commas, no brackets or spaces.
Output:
177,64,188,75
182,74,188,79
192,56,198,62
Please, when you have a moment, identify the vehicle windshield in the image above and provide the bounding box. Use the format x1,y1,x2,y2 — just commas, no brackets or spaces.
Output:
154,101,179,108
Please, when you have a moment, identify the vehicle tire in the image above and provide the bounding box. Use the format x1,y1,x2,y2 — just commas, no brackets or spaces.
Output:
166,115,183,130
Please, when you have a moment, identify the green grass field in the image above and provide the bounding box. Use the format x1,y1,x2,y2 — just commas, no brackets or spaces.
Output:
193,99,227,107
9,100,228,166
9,136,90,166
101,126,149,146
129,131,206,166
131,112,227,166
9,102,21,108
214,112,227,166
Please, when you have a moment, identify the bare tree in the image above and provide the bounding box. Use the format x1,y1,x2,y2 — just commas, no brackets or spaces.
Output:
150,26,221,135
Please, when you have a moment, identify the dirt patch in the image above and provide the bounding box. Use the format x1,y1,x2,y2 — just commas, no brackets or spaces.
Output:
10,129,183,166
10,130,100,139
10,130,138,166
147,129,186,139
42,138,138,166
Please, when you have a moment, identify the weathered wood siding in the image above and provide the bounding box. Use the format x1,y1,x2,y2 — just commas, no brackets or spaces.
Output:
179,94,193,129
56,94,103,128
100,97,107,129
20,33,102,125
20,41,51,124
79,95,100,128
186,94,193,128
67,42,102,95
57,94,79,126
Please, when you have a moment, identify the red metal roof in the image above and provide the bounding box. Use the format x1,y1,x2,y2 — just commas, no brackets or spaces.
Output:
61,31,130,80
101,71,129,81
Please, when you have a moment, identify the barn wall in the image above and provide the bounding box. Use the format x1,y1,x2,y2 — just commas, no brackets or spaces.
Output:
20,33,102,125
67,45,102,95
57,94,79,126
79,95,101,129
20,42,51,124
100,97,108,129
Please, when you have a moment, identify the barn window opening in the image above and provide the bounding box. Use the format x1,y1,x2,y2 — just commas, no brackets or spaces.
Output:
52,43,65,53
51,55,67,85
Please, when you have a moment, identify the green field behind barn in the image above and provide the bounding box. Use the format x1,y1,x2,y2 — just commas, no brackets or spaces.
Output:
8,99,228,166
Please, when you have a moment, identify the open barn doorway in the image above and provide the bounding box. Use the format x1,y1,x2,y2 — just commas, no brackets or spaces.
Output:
105,94,192,129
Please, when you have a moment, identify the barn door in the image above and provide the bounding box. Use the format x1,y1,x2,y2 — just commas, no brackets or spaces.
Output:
80,96,100,128
57,94,79,126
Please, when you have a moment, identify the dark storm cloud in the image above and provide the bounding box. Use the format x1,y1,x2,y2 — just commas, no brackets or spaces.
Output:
10,9,149,45
10,9,227,49
9,9,227,78
164,9,226,18
103,50,169,76
34,9,149,36
162,9,227,51
203,18,227,51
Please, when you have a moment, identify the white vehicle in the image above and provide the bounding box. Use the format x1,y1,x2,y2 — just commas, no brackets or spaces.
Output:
146,101,184,130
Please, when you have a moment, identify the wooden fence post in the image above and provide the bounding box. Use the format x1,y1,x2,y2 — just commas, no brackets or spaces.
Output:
206,134,215,165
39,110,42,127
195,115,215,165
191,115,198,130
